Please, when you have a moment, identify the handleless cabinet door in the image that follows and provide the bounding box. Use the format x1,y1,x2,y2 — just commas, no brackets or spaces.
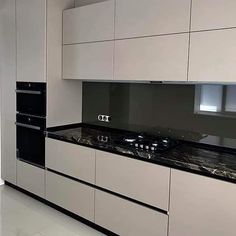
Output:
0,0,17,184
63,41,114,80
169,170,236,236
17,160,45,198
191,0,236,31
114,34,189,81
189,29,236,82
115,0,191,39
63,0,115,44
46,138,96,184
16,0,46,82
96,150,170,210
46,171,95,222
95,190,168,236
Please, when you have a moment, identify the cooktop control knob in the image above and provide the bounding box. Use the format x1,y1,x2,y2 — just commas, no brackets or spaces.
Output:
140,144,144,149
145,145,149,150
135,143,139,148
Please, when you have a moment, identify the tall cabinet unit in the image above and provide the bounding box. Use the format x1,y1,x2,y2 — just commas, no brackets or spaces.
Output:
16,0,47,83
0,0,17,184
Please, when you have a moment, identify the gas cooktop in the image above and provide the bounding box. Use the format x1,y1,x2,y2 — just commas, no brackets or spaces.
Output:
54,126,180,155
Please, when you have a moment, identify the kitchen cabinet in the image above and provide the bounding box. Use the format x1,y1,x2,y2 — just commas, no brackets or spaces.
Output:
96,150,170,210
188,29,236,82
17,160,45,198
0,0,17,184
114,33,189,81
63,0,115,44
63,41,114,80
115,0,191,39
169,169,236,236
95,189,168,236
191,0,236,31
46,170,95,222
16,0,46,82
46,138,96,184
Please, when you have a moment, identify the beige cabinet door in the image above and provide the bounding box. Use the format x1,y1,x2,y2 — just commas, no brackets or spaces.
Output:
96,150,170,210
46,138,96,184
16,0,46,82
169,169,236,236
0,0,17,184
191,0,236,31
115,0,191,39
63,41,114,80
95,190,168,236
189,29,236,82
46,171,95,222
63,0,115,44
114,34,189,81
17,160,45,198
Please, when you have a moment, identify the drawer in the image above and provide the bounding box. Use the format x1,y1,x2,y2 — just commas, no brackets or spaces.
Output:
17,160,45,198
46,138,95,184
46,171,95,222
95,190,168,236
96,150,170,210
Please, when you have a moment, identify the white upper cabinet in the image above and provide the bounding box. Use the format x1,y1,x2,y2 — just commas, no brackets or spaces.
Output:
114,34,189,81
63,0,115,44
115,0,191,39
16,0,46,82
63,41,114,80
169,170,236,236
189,29,236,82
191,0,236,31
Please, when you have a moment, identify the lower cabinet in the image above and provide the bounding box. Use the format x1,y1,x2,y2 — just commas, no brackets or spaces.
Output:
45,171,95,222
17,160,45,198
95,190,168,236
169,169,236,236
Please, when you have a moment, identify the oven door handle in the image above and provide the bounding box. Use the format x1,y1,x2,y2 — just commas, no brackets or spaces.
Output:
15,89,42,95
15,122,41,131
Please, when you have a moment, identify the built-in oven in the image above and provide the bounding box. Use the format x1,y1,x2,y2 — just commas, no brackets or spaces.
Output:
16,82,46,167
16,114,45,167
16,82,46,117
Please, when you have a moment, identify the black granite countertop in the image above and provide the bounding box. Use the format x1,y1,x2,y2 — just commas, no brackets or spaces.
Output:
47,123,236,184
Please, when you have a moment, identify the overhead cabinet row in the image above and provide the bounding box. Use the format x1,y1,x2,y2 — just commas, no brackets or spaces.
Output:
63,0,236,82
64,0,236,44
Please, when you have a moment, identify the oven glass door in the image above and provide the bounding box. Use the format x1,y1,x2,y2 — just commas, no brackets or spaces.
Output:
16,125,45,167
16,92,46,117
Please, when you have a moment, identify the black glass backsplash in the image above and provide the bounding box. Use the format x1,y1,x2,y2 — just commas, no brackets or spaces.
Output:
82,82,236,146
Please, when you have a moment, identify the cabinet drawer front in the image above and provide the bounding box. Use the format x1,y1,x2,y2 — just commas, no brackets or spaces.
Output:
46,171,95,222
17,160,45,198
115,0,191,39
114,34,189,81
189,29,236,82
46,138,95,184
63,0,114,44
63,42,114,80
191,0,236,31
95,190,168,236
96,150,170,210
169,169,236,236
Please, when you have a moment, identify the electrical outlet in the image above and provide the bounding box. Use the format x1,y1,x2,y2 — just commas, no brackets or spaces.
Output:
98,114,111,123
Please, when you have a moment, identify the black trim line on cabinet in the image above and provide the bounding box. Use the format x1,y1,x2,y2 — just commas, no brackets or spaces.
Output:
5,181,118,236
47,168,168,215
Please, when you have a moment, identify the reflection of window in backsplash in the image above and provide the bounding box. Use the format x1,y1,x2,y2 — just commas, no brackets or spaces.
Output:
195,85,236,117
82,82,236,139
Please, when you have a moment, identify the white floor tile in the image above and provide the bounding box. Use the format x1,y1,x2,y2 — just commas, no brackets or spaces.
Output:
0,185,105,236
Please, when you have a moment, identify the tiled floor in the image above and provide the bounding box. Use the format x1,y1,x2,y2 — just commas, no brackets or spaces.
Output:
0,185,105,236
